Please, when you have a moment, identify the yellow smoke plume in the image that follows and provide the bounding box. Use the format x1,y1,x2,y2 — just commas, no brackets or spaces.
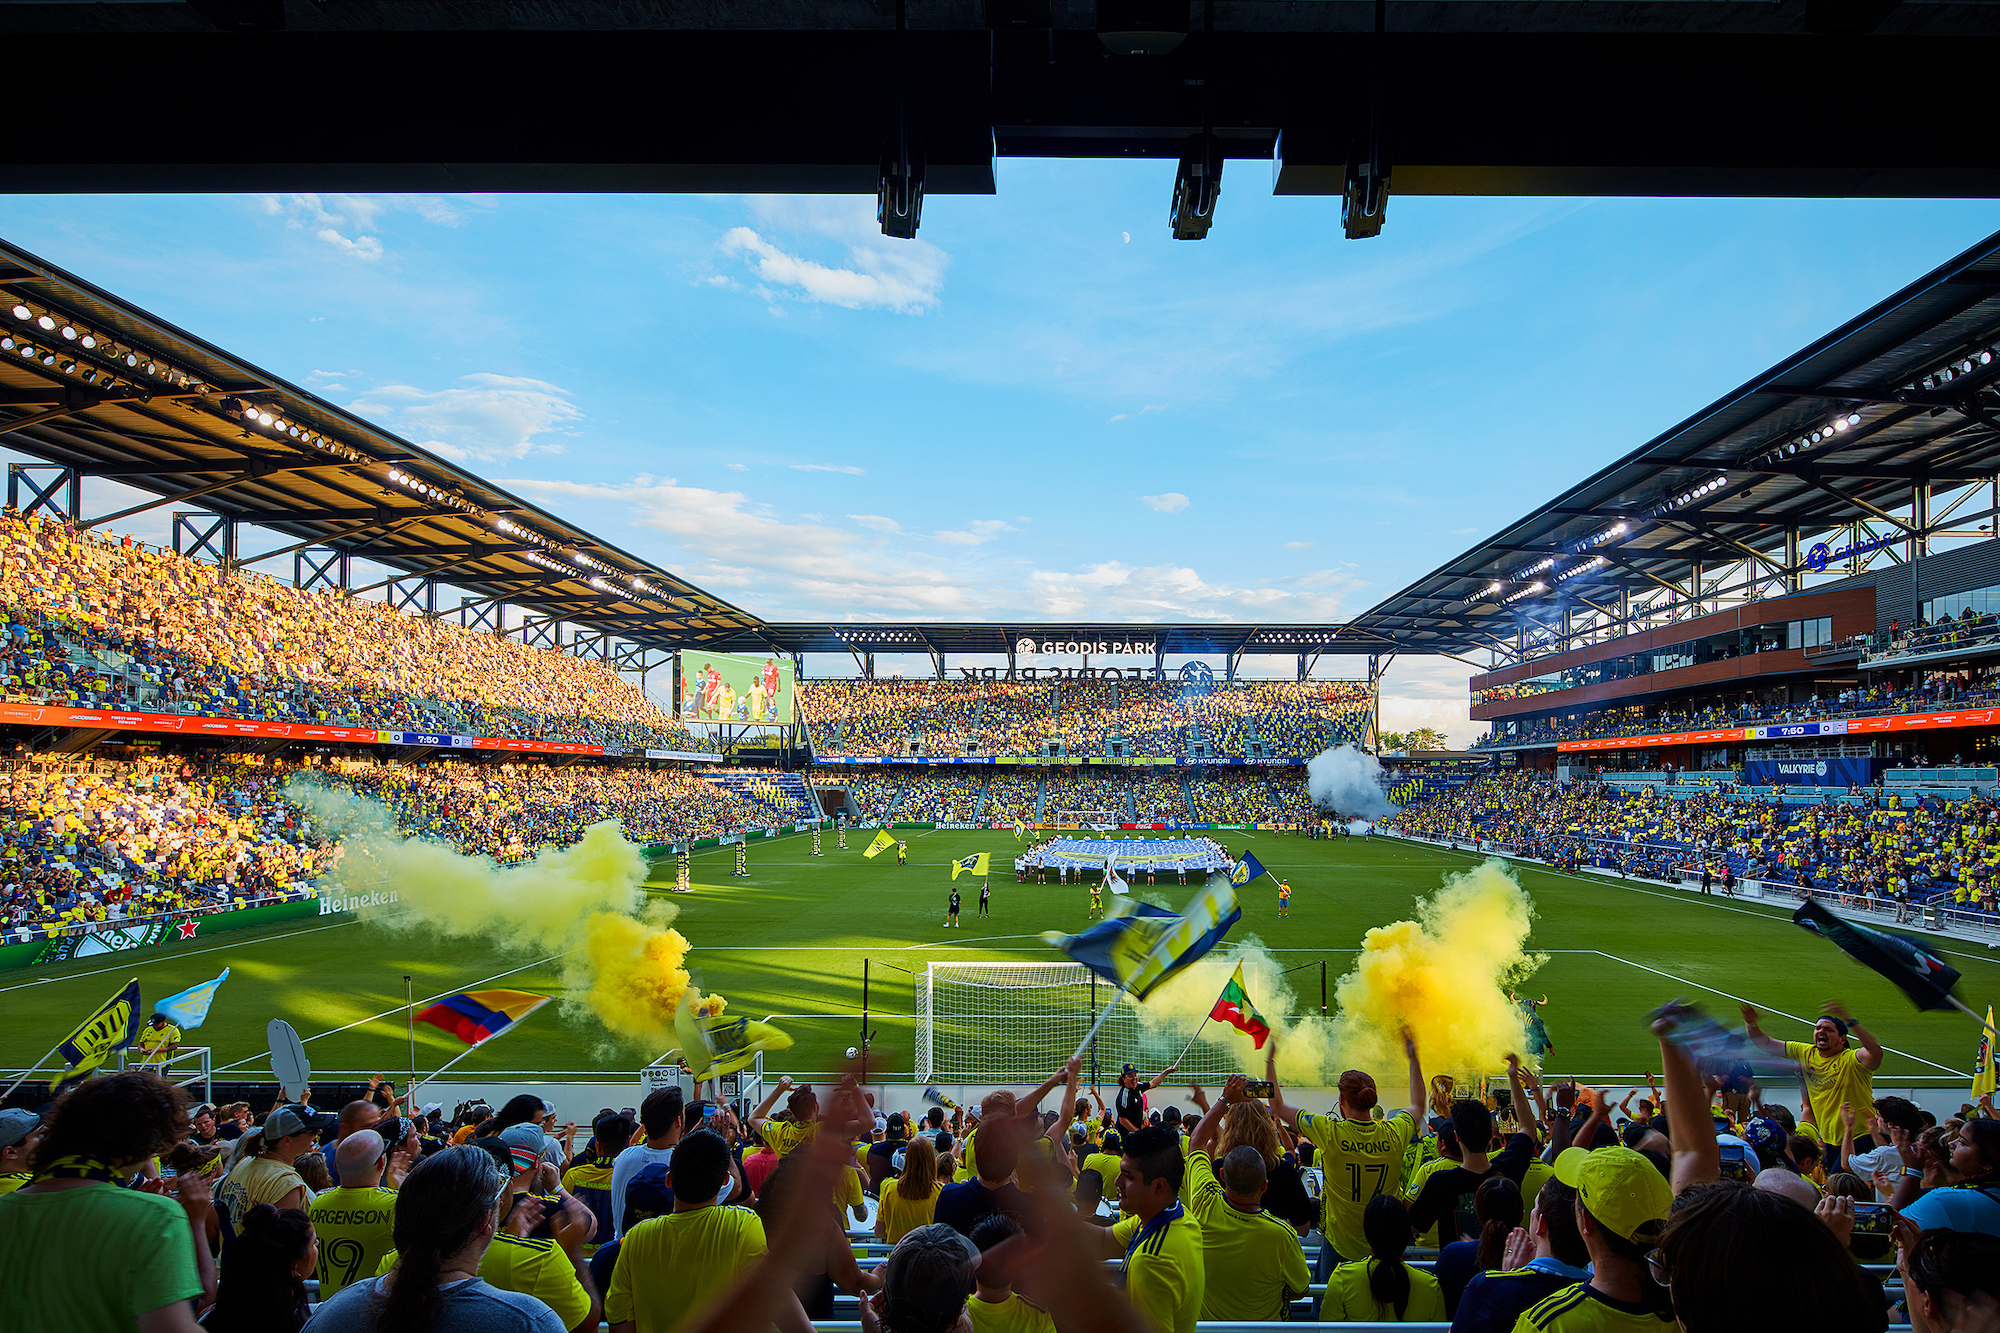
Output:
293,780,699,1052
1132,858,1543,1091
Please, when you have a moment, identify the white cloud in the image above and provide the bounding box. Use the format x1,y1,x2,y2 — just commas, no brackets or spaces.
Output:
348,373,581,462
1139,492,1190,514
1108,414,1128,423
1121,231,1131,244
255,193,494,261
716,198,948,314
790,463,865,475
726,462,749,472
850,514,902,533
1283,540,1314,550
1025,560,1363,622
930,519,1013,546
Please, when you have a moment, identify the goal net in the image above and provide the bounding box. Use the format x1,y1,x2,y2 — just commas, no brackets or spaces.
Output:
917,961,1244,1085
1058,810,1120,827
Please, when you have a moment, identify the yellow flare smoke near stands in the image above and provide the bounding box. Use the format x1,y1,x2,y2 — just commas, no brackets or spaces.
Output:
294,780,712,1052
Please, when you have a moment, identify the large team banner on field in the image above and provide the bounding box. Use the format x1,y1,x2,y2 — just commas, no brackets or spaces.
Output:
678,650,794,727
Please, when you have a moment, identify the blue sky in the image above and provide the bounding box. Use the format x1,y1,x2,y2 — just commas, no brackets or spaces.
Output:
3,174,1996,741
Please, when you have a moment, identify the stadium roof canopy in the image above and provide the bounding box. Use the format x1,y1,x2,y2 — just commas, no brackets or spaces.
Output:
1344,225,2000,664
0,239,766,653
3,1,1999,211
0,238,1382,662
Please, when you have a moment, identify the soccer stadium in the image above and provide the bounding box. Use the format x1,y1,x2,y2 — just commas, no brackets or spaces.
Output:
6,10,2000,1329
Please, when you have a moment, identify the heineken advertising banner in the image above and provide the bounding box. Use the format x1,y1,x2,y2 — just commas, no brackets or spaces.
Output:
0,895,322,973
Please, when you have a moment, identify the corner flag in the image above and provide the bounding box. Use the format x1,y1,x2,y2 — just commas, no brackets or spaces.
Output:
1229,851,1269,887
864,828,897,859
952,853,990,880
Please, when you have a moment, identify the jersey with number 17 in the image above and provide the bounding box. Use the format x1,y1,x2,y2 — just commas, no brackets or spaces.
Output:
1295,1108,1414,1264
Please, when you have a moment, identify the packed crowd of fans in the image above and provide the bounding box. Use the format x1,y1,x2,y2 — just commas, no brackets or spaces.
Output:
0,509,714,753
0,753,334,939
333,761,770,862
8,993,1992,1332
801,678,1370,760
892,773,988,824
1391,771,2000,912
1476,666,2000,750
984,773,1041,823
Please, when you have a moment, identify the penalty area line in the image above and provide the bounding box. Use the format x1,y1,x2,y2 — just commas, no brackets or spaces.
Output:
1586,948,1961,1076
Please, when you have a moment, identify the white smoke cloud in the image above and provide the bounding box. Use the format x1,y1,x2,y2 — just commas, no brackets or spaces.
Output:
1307,744,1397,820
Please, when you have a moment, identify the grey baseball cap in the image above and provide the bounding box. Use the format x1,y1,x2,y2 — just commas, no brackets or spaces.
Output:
0,1107,40,1150
264,1106,317,1139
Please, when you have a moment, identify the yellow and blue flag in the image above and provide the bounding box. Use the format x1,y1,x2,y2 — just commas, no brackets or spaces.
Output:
952,853,990,880
1041,878,1241,1001
1975,1004,1997,1100
676,986,795,1080
54,978,141,1093
864,828,898,860
416,989,551,1046
154,968,229,1030
1230,852,1269,887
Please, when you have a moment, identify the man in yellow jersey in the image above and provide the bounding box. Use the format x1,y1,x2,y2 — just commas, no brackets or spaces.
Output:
608,1130,767,1333
1089,878,1104,920
1084,1125,1204,1333
136,1014,182,1064
749,1077,820,1158
1184,1076,1311,1320
1740,1001,1882,1144
1276,879,1291,919
1081,1131,1123,1198
1511,1147,1672,1333
1269,1030,1423,1280
309,1130,400,1301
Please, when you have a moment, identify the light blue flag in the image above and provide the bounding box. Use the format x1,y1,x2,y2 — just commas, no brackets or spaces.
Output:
154,968,230,1030
1041,878,1242,1001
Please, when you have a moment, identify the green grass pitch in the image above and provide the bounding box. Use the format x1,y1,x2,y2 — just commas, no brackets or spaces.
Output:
4,830,1995,1092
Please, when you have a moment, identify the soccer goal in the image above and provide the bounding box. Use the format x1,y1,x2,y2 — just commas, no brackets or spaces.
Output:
916,961,1243,1085
1057,809,1121,827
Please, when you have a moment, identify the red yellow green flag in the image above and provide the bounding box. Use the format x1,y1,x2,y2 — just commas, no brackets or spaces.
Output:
1209,962,1271,1050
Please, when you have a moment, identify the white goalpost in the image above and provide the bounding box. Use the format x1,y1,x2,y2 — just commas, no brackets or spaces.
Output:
1057,809,1120,827
916,961,1244,1085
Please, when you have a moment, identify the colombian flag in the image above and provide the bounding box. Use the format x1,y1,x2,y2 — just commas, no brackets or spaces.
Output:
952,853,990,880
417,990,551,1046
1210,963,1272,1050
864,828,898,860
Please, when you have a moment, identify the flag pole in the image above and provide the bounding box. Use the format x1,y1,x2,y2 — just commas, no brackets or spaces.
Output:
405,975,416,1095
1175,1016,1211,1065
2,1039,69,1100
1071,987,1127,1063
1943,993,1999,1035
413,1039,486,1095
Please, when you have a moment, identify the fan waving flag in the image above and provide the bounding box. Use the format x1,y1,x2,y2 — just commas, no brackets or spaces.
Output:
1793,899,1962,1011
676,986,794,1081
952,853,990,880
1042,877,1242,1001
1210,963,1272,1049
864,828,898,860
155,968,230,1030
417,990,551,1046
1229,852,1269,888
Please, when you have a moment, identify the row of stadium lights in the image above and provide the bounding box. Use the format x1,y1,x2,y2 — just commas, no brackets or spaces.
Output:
5,298,669,610
1471,348,2000,615
6,301,207,397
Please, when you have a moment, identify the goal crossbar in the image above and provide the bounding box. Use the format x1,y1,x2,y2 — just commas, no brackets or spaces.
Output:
917,960,1244,1085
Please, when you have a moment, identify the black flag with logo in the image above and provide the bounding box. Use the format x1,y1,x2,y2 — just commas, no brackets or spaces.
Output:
1793,898,1962,1011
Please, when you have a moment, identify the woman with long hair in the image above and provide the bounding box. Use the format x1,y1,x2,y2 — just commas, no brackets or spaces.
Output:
1321,1194,1446,1322
1431,1175,1522,1315
875,1136,943,1243
200,1204,314,1332
1217,1100,1315,1233
1656,1182,1886,1333
301,1145,566,1332
1900,1118,2000,1234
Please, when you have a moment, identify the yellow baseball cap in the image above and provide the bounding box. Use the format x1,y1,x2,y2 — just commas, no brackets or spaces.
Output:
1553,1146,1672,1244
